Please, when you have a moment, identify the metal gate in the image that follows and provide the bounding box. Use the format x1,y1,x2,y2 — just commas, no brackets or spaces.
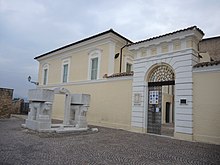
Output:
147,64,175,135
147,85,162,134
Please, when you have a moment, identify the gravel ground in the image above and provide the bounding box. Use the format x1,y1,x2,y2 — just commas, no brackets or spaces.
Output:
0,117,220,165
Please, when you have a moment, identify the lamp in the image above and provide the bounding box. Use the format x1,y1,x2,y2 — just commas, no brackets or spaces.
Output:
28,76,39,85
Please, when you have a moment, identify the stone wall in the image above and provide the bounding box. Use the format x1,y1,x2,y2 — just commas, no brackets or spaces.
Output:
199,37,220,61
0,88,14,118
12,99,24,114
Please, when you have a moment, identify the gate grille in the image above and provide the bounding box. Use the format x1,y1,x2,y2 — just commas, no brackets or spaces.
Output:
147,86,162,134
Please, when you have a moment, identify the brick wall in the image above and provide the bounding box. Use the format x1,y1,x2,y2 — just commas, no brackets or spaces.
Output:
0,88,14,118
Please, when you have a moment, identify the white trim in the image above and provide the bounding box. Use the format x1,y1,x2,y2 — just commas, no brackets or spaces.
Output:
61,58,70,83
42,63,49,85
88,49,102,80
38,76,133,88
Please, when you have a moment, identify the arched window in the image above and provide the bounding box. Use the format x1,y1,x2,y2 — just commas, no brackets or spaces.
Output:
124,56,133,73
148,65,174,82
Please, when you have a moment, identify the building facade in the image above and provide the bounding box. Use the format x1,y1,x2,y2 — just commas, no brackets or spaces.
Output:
35,27,220,144
35,30,134,130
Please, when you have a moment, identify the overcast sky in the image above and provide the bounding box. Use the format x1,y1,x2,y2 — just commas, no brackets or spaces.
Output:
0,0,220,98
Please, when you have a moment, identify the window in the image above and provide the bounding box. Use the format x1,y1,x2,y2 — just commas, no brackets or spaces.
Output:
124,56,133,73
91,57,98,80
61,59,70,83
42,64,49,85
88,49,101,80
63,64,68,83
126,63,132,73
43,68,48,85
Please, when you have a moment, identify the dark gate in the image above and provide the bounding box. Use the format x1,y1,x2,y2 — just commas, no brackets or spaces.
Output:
147,64,175,135
147,86,162,134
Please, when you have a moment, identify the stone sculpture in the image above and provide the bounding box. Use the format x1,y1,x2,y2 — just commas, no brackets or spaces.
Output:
25,89,54,130
70,94,90,128
22,87,92,133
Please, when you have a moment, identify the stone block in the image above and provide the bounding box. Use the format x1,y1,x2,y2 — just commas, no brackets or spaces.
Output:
25,119,51,130
28,89,54,102
71,94,90,105
0,88,13,117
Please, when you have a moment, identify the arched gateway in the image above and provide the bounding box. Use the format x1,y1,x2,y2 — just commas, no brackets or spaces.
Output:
147,64,175,134
128,26,203,140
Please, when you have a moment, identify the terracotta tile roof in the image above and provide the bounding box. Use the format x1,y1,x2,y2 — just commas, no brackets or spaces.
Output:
128,26,204,46
35,29,133,60
103,72,134,78
193,60,220,68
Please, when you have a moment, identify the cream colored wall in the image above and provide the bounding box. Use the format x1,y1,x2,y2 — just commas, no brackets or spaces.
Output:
38,57,64,85
48,59,62,84
48,79,132,130
193,71,220,144
38,64,42,84
38,42,134,84
114,56,120,73
52,94,65,120
38,44,110,85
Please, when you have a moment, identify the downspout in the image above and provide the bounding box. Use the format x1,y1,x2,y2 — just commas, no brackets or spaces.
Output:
119,44,128,73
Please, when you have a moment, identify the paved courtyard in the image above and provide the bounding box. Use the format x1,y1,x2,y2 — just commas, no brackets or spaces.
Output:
0,117,219,165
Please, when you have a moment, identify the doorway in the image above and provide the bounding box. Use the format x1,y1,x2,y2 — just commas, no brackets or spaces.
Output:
147,64,175,136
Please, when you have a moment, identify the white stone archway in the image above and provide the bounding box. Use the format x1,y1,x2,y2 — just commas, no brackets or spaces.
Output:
145,63,175,135
128,27,203,140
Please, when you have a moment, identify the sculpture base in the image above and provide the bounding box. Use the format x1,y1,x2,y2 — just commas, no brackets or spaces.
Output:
24,119,51,130
22,123,90,133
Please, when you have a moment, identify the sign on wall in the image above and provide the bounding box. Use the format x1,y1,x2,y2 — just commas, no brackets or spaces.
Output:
149,91,159,104
134,93,141,106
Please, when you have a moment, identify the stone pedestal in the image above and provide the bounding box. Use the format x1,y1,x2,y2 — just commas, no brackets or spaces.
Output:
23,88,92,133
24,89,54,131
70,94,90,128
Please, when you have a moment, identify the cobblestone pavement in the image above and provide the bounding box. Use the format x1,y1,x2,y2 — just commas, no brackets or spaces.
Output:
0,117,220,165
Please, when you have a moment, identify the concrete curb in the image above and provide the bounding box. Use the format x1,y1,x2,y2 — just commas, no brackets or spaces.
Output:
10,114,28,120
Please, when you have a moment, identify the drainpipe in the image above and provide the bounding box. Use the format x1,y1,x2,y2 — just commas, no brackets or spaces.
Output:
119,44,128,73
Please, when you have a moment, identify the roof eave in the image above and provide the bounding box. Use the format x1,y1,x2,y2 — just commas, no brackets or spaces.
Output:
34,29,133,60
128,26,204,48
